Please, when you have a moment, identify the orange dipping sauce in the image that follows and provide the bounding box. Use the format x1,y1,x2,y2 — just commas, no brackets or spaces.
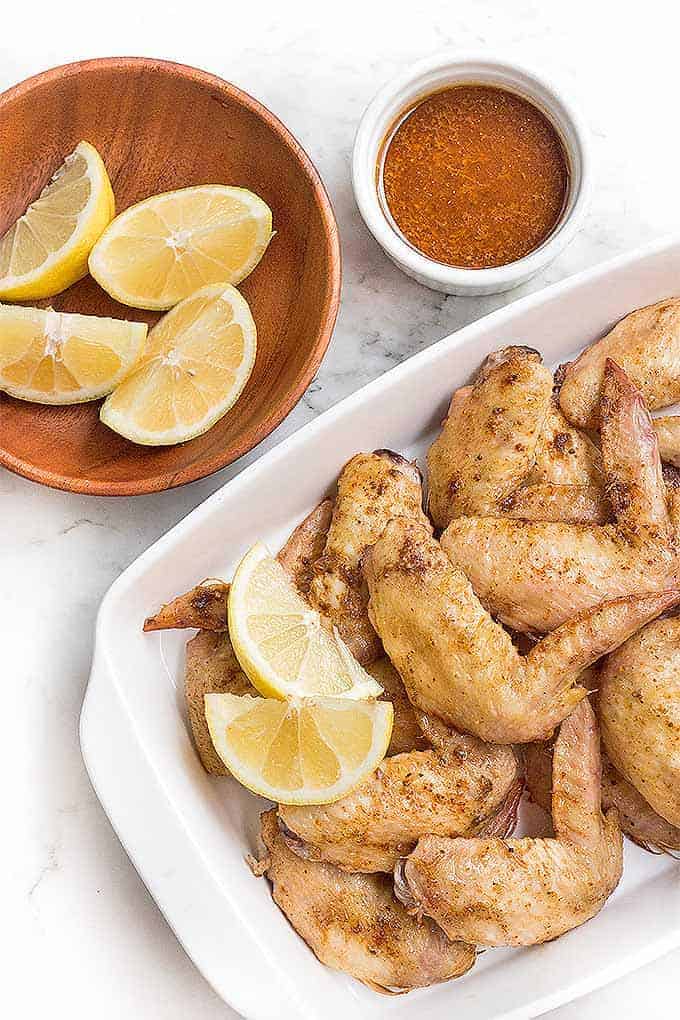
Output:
381,85,569,270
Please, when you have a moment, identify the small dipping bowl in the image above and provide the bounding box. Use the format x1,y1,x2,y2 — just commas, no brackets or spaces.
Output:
352,52,591,296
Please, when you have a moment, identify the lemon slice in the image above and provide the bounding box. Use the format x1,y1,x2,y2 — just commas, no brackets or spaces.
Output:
228,542,383,700
0,303,146,404
99,282,256,445
88,185,273,310
205,692,393,804
0,141,114,301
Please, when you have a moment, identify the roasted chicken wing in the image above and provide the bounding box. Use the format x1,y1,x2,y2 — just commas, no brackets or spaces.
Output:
364,517,680,743
598,616,680,828
144,580,229,632
184,630,253,775
394,700,623,947
143,499,334,632
278,726,521,871
559,297,680,428
309,450,431,664
524,739,680,855
276,498,334,597
427,346,553,528
368,658,428,756
528,399,604,488
654,416,680,468
441,361,679,633
259,809,475,993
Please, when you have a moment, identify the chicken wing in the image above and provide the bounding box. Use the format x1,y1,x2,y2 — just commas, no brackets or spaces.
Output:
277,726,521,872
258,809,475,993
368,658,428,756
500,482,608,525
427,346,553,528
524,739,680,855
364,517,680,743
559,298,680,428
598,616,680,827
528,399,604,488
143,580,229,632
184,630,253,775
276,498,334,597
309,451,431,664
441,361,679,633
143,499,334,631
395,700,623,947
653,415,680,469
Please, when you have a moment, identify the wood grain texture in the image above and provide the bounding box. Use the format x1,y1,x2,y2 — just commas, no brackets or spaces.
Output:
0,57,341,495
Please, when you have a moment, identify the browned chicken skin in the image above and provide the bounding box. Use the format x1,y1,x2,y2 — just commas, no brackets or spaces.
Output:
275,499,334,597
427,346,553,528
367,658,428,756
524,739,680,855
144,499,334,632
143,580,229,632
428,352,612,527
528,399,604,488
560,298,680,428
277,727,521,872
259,809,475,993
184,630,254,775
441,361,679,633
395,701,623,947
364,517,680,743
598,616,680,828
309,450,431,664
654,416,680,468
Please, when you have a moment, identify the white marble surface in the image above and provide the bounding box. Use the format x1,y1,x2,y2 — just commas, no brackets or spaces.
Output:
2,1,680,1016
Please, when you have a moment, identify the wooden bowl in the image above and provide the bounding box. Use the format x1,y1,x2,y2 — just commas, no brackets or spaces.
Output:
0,58,341,495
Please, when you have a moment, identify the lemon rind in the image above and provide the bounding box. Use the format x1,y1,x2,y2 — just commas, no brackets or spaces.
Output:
0,141,115,301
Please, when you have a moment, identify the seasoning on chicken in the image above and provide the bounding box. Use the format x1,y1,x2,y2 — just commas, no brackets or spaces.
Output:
364,516,680,743
144,580,229,632
277,725,521,872
309,450,431,664
441,361,679,633
599,616,680,828
258,809,475,993
427,346,553,528
394,700,622,946
559,297,680,428
524,739,680,855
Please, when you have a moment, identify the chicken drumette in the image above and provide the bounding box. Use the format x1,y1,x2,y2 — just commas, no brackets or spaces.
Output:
441,361,679,633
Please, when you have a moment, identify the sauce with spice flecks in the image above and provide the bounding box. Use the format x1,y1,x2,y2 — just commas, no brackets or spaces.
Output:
381,85,569,269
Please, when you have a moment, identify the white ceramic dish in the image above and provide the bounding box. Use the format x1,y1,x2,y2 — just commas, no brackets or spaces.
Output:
81,236,680,1020
352,52,591,295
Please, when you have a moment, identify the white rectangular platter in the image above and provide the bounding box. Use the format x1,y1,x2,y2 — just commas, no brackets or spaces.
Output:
81,236,680,1020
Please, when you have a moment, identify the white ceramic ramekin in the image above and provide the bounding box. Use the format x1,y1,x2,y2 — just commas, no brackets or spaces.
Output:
352,52,592,295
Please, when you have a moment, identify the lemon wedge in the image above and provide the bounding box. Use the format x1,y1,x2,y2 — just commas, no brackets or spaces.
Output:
0,303,146,404
228,542,383,700
0,141,114,301
99,282,256,445
205,692,393,805
88,185,273,310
